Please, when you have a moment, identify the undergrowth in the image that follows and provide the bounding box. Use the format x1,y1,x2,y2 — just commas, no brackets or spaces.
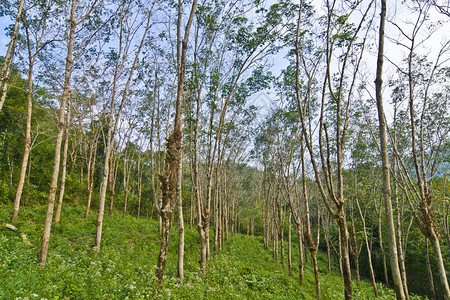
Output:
0,204,425,299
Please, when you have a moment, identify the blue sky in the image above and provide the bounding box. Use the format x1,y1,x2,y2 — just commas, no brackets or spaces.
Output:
0,15,12,55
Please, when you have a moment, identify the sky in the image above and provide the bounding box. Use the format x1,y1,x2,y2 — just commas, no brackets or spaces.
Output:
1,0,448,119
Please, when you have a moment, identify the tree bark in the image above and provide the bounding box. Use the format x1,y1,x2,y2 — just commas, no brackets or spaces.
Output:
429,232,450,299
156,0,197,288
288,211,292,276
374,0,406,297
297,225,304,285
40,0,76,266
95,1,152,249
0,0,25,111
55,100,72,223
337,210,352,300
425,238,436,300
356,195,379,297
11,15,41,222
177,155,184,281
84,135,98,218
137,149,143,219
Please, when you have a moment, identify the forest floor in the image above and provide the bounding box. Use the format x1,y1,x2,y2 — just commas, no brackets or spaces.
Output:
0,204,421,299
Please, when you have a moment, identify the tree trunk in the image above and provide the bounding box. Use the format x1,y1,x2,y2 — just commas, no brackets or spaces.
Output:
177,156,184,281
85,137,98,218
123,154,132,220
108,152,118,216
55,100,72,224
137,151,143,219
192,67,208,274
336,210,352,300
39,0,76,266
350,220,360,283
214,167,219,254
96,0,152,248
425,238,436,300
311,248,321,300
393,161,409,297
288,211,292,276
374,0,406,297
356,198,379,297
429,232,450,299
156,0,197,288
378,214,389,285
278,201,284,269
273,211,278,260
297,226,304,285
11,52,34,223
0,0,25,111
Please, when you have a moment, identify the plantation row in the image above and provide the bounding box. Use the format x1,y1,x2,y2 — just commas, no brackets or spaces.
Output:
0,0,449,299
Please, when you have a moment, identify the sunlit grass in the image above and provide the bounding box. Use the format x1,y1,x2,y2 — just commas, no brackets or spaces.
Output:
0,203,424,299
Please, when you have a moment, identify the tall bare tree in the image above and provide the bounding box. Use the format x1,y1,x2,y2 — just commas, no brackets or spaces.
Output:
40,0,77,266
95,0,155,249
0,0,25,111
374,0,406,298
155,0,197,287
12,0,55,223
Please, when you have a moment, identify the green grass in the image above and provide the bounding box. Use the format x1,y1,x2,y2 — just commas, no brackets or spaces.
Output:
0,204,425,299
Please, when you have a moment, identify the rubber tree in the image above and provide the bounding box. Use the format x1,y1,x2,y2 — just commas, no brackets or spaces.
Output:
387,2,450,297
155,0,197,288
12,0,56,223
293,1,375,298
39,0,78,266
0,0,25,112
95,0,156,250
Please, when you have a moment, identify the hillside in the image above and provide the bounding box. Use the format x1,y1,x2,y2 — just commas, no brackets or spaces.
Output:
1,204,421,299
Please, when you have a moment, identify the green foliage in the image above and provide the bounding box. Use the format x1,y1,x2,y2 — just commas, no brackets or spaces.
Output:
0,203,415,299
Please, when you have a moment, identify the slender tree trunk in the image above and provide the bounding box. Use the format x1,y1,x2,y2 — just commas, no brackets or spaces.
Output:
335,228,342,276
311,248,321,300
273,208,278,261
303,161,320,298
349,221,361,282
336,211,352,300
40,0,76,266
0,0,25,111
425,238,436,300
192,69,207,274
378,213,389,285
96,128,115,249
297,225,304,285
137,153,143,219
96,1,152,249
288,211,292,276
224,193,229,240
108,152,117,216
85,138,98,218
278,201,284,269
326,237,331,272
177,155,184,281
214,166,219,254
374,1,406,297
55,100,72,224
393,161,409,297
323,217,332,273
429,232,450,299
12,7,51,217
11,55,34,223
156,0,197,288
123,155,132,220
356,197,379,297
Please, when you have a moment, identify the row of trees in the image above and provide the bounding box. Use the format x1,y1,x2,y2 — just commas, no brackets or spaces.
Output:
1,0,449,299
